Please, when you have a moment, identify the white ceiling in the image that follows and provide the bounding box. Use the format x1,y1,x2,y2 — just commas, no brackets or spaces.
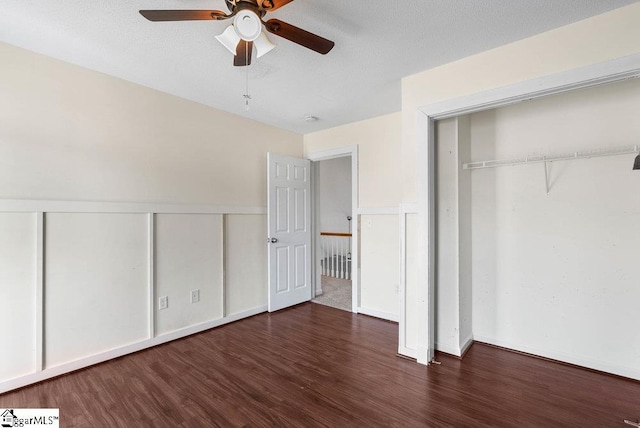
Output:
1,0,638,134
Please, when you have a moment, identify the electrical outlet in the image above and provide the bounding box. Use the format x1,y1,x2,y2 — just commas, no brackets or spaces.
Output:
190,289,200,303
159,296,168,310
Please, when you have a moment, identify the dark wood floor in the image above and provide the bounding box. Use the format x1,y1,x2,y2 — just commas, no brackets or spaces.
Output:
1,303,639,427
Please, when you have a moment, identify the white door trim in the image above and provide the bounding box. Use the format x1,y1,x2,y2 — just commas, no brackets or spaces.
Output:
306,145,359,313
415,53,640,365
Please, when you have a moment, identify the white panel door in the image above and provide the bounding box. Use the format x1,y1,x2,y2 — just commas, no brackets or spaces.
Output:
267,153,311,312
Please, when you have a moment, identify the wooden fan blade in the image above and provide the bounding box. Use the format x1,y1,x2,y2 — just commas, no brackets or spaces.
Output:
265,19,334,54
259,0,295,11
234,40,253,67
139,10,229,22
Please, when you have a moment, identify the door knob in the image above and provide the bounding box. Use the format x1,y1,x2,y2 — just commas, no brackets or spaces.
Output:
267,237,278,243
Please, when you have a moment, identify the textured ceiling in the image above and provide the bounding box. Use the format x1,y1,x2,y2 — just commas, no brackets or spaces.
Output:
1,0,638,134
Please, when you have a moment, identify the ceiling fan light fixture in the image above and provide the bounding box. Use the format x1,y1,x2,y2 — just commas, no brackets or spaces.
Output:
215,25,241,55
255,31,276,58
143,0,335,67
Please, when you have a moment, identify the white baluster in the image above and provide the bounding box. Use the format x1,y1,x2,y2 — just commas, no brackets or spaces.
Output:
340,238,345,279
336,237,340,279
322,236,329,276
331,237,336,278
328,237,332,277
338,237,341,279
328,236,332,277
337,237,340,279
321,235,325,276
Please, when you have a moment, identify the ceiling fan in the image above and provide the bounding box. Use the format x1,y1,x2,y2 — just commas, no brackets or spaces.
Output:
140,0,335,67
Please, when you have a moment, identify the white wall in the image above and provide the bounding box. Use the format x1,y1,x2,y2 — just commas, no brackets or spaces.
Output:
360,214,399,320
404,213,419,350
433,116,473,356
155,214,224,335
0,206,270,393
44,213,149,367
305,113,401,209
224,215,268,316
433,115,483,356
468,78,640,378
401,2,640,363
0,214,36,381
401,3,640,203
318,157,352,233
457,116,473,353
0,41,302,206
0,41,299,391
305,113,402,321
304,3,640,360
434,119,460,353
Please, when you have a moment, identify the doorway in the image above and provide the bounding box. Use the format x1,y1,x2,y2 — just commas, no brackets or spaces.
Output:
306,146,359,313
312,156,352,311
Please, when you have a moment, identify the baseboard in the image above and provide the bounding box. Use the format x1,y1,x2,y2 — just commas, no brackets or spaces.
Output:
460,334,474,358
429,336,474,360
474,335,640,382
357,307,399,323
434,342,462,357
315,287,323,297
433,337,474,360
0,305,268,395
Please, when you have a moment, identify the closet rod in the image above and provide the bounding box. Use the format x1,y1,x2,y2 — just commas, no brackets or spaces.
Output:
463,144,639,170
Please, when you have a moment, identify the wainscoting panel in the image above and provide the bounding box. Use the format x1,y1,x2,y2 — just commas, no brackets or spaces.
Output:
404,213,419,352
155,214,224,335
224,215,267,316
359,214,400,320
44,213,149,368
0,201,272,394
0,213,37,382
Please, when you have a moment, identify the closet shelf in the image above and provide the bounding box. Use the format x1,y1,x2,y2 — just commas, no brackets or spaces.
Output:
463,144,639,170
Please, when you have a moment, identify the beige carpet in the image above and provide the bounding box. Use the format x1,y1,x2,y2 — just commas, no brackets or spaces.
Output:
312,275,352,312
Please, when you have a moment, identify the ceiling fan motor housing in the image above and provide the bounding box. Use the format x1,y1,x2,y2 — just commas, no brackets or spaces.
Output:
234,10,262,41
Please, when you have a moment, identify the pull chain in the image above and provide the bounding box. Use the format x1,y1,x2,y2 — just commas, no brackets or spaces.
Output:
243,44,251,111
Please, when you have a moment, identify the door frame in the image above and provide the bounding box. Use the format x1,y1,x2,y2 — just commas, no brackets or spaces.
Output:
413,53,640,366
306,145,359,313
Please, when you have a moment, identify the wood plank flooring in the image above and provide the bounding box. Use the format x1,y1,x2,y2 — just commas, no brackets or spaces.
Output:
1,303,639,427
